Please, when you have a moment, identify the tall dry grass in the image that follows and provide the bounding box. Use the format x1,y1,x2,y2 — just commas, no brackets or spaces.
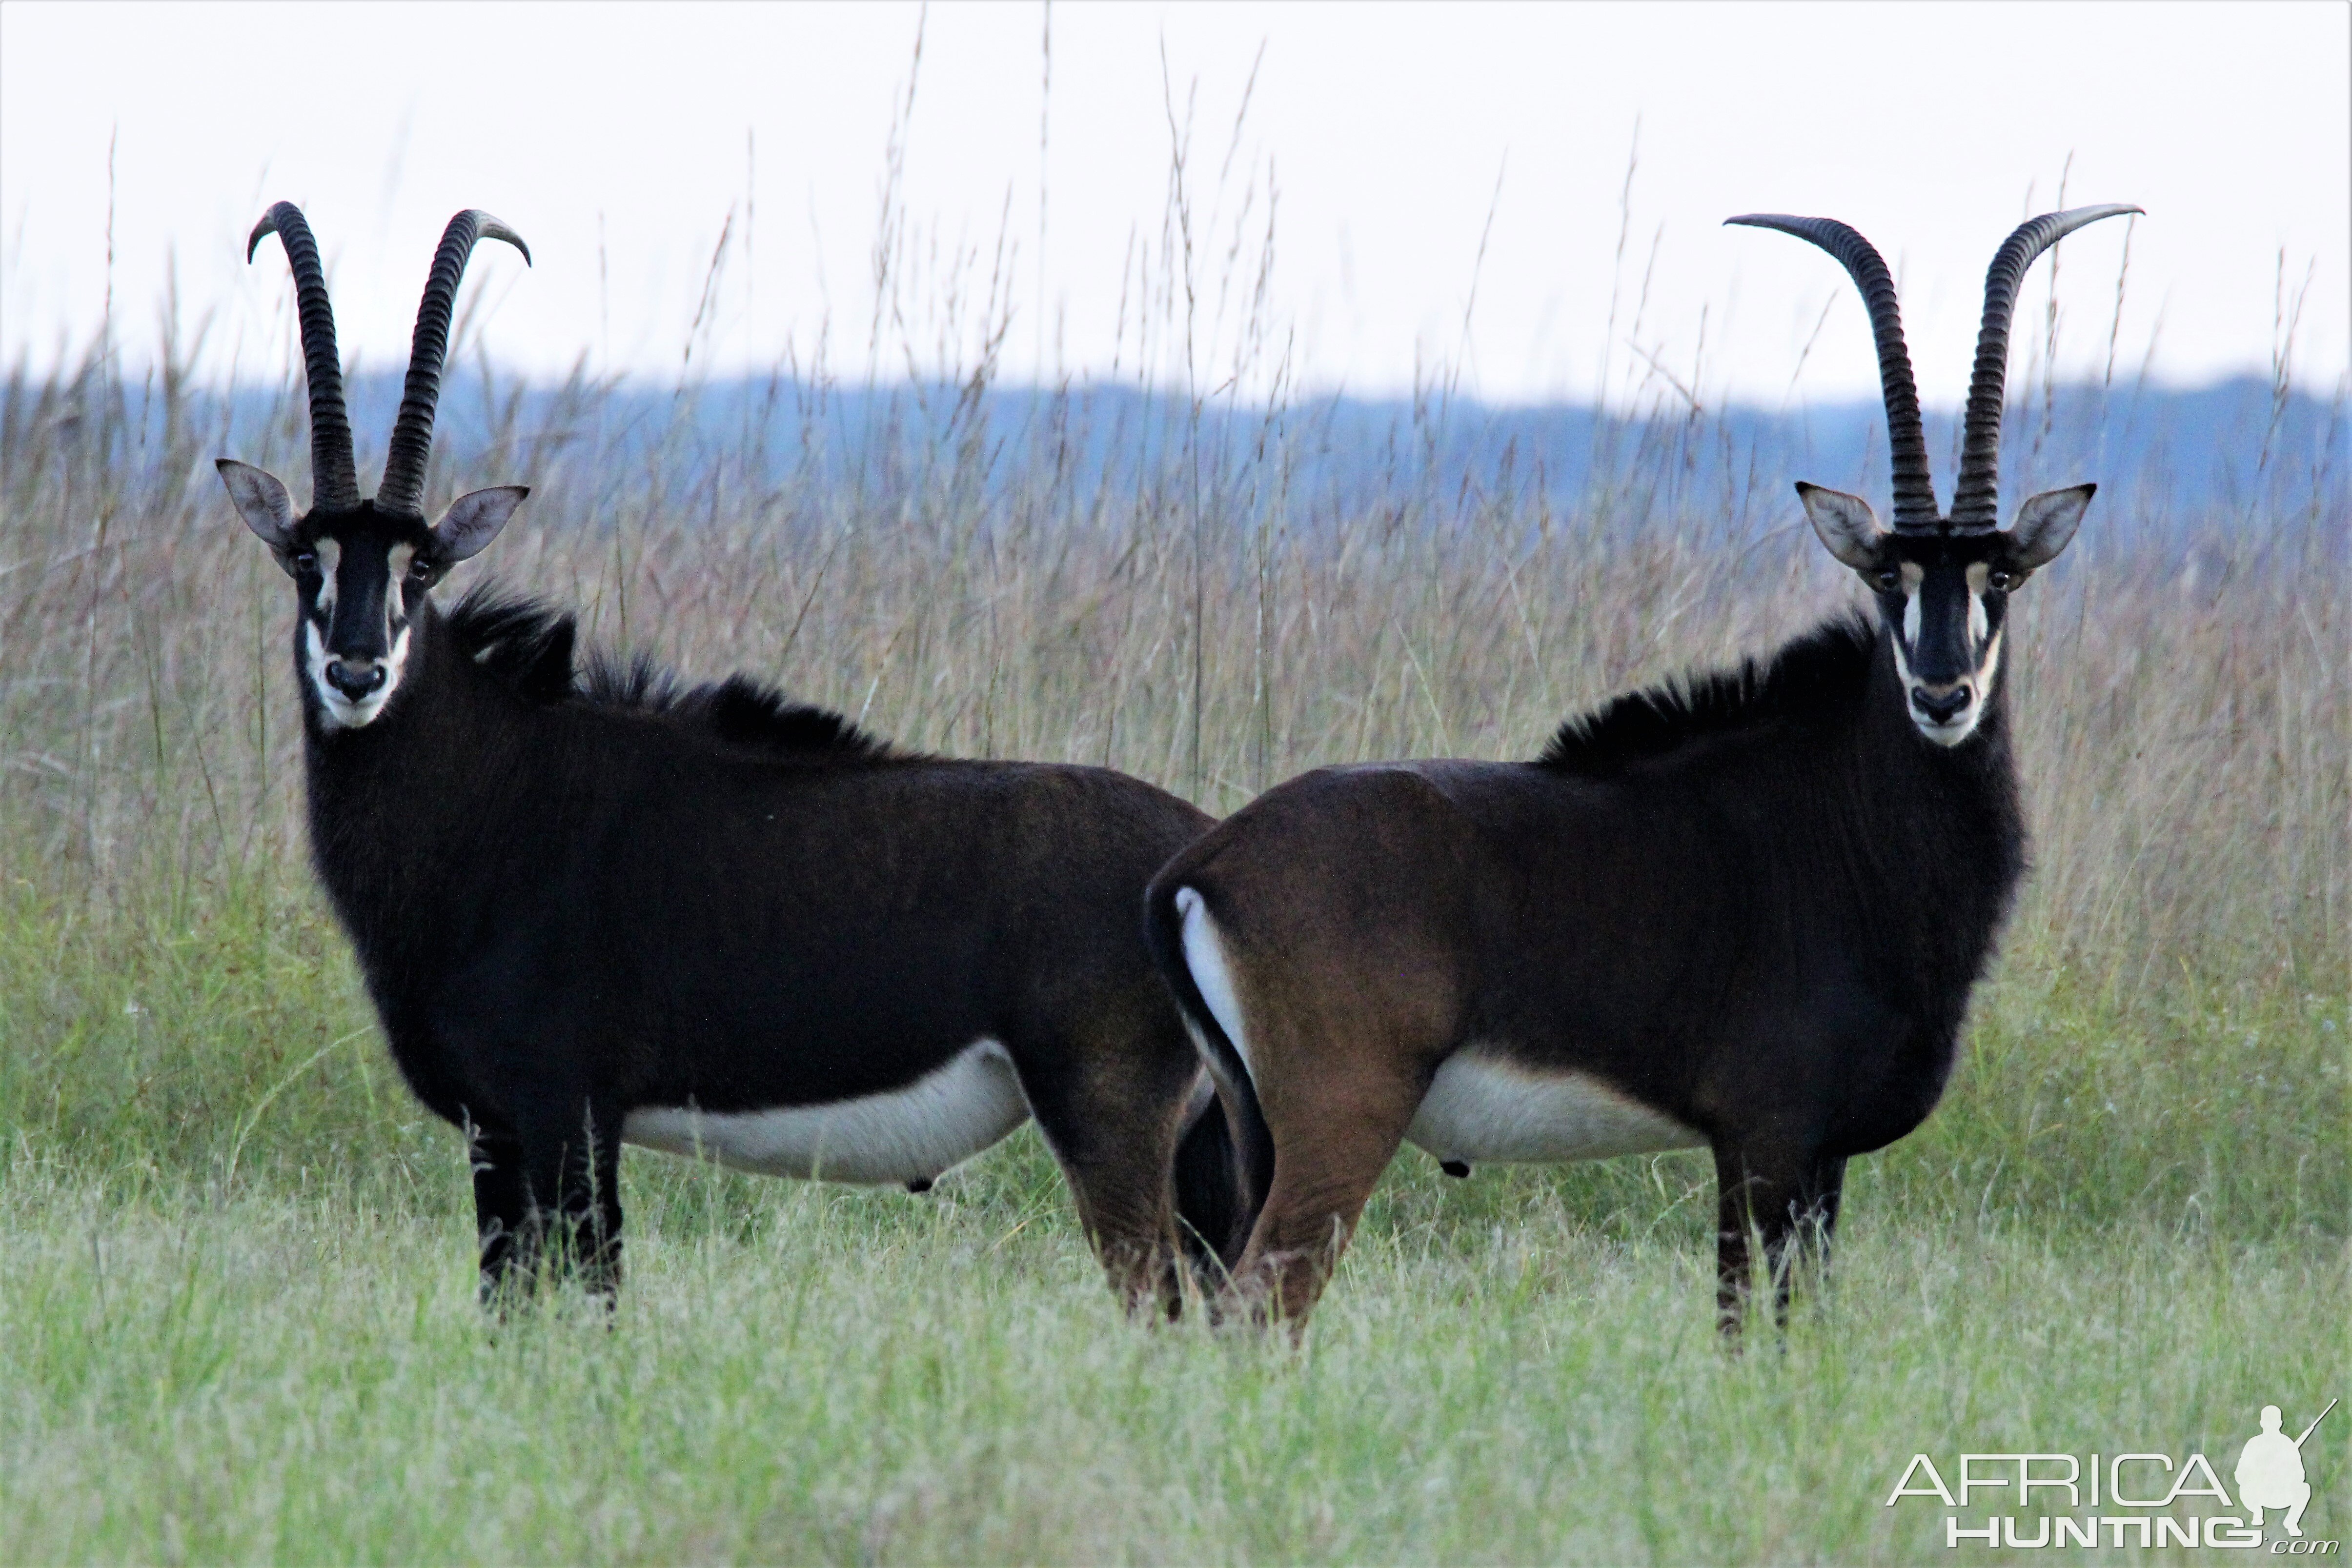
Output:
4,327,2341,979
1,101,2343,1234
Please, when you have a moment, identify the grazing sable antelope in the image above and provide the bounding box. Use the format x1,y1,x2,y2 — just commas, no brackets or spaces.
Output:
218,202,1227,1311
1147,205,2139,1331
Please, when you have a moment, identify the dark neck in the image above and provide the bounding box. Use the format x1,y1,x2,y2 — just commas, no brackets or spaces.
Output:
1846,622,2028,990
299,601,523,970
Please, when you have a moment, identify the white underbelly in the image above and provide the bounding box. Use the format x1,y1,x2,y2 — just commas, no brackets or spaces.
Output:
1405,1047,1706,1165
621,1039,1031,1185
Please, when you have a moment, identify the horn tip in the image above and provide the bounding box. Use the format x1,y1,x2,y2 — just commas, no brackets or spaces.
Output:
467,210,532,267
246,200,305,262
1723,213,1819,240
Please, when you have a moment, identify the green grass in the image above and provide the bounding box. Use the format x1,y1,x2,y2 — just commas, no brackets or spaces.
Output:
1,878,2344,1564
2,1134,2342,1564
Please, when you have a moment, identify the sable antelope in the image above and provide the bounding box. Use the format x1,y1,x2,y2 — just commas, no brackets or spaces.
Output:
1148,205,2139,1331
218,202,1228,1311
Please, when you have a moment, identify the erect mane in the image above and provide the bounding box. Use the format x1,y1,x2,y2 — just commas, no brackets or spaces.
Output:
445,583,896,763
1536,613,1877,778
443,587,578,704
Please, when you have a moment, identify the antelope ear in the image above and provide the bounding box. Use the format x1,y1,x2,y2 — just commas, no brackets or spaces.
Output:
2009,483,2094,570
217,459,297,549
430,485,530,563
1796,481,1884,570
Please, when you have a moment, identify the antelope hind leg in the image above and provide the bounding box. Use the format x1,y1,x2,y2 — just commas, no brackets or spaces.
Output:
1018,1010,1201,1320
1220,1052,1428,1334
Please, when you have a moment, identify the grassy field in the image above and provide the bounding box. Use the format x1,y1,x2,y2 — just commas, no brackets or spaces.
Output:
2,188,2346,1561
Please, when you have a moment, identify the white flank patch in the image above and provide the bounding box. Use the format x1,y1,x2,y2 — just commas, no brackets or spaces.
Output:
1174,888,1256,1079
1406,1047,1705,1165
620,1039,1030,1185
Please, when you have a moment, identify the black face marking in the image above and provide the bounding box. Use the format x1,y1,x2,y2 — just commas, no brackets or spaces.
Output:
291,503,443,728
1861,534,2030,746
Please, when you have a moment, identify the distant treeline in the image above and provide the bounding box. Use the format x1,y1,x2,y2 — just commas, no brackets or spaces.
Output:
14,370,2342,542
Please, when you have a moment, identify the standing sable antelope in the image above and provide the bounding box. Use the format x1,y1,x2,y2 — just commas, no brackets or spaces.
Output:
1148,205,2139,1331
218,202,1230,1312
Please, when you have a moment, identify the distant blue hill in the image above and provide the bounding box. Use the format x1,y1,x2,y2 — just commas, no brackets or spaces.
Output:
33,371,2346,543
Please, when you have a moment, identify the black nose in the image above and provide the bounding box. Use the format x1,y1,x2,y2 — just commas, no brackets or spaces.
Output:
1913,686,1969,724
325,659,386,699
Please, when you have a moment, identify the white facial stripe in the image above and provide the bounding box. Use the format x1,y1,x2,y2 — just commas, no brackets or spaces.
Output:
386,544,415,631
382,544,415,654
378,622,411,691
304,620,356,730
1900,562,1923,647
303,619,332,700
1965,562,1991,646
312,536,342,617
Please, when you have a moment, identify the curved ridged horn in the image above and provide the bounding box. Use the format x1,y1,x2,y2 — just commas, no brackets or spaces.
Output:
247,202,361,512
1948,204,2142,531
376,210,532,518
1727,214,1938,530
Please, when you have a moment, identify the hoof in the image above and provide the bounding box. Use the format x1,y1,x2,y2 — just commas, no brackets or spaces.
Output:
1439,1159,1471,1179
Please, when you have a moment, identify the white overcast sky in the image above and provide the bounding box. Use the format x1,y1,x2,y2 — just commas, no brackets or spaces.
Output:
2,1,2346,407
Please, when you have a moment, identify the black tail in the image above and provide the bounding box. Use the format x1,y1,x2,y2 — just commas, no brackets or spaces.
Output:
1146,875,1274,1272
1170,1085,1243,1279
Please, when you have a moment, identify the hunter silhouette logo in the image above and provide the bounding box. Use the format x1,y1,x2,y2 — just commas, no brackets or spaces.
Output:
2240,1401,2335,1540
1886,1396,2338,1550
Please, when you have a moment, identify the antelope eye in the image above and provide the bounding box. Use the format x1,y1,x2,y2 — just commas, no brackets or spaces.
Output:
408,559,435,583
292,550,318,572
1988,570,2015,591
1872,569,1902,592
